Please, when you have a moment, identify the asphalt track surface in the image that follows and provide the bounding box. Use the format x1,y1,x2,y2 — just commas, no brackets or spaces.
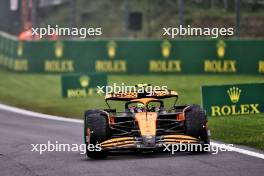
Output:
0,108,264,176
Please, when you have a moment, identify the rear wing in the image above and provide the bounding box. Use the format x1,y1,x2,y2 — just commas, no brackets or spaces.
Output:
105,90,178,101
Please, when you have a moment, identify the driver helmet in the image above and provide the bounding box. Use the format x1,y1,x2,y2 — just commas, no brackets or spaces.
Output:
136,103,144,112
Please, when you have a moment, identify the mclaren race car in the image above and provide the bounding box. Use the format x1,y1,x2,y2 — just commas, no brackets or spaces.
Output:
84,85,209,158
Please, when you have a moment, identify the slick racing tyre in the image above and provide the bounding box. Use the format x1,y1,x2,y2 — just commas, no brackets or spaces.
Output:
84,109,110,158
184,105,210,152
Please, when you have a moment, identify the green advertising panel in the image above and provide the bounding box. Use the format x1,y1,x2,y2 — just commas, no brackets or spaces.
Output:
202,83,264,117
61,73,107,98
0,32,28,72
1,32,264,74
23,40,264,74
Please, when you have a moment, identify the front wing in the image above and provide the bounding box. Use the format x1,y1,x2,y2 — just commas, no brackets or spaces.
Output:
100,135,199,151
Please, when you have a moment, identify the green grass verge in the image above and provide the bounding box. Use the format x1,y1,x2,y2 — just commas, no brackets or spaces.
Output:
209,114,264,150
0,69,263,150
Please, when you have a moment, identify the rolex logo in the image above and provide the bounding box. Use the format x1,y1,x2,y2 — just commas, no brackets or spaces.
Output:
79,76,90,88
227,87,241,103
55,41,64,58
161,40,171,59
216,40,226,59
107,41,117,59
17,42,23,57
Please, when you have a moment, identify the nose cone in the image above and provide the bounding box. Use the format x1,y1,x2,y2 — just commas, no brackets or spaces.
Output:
135,112,158,147
142,135,156,147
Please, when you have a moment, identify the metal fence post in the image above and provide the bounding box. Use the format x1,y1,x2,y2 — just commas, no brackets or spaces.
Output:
235,0,241,38
178,0,184,26
123,0,129,37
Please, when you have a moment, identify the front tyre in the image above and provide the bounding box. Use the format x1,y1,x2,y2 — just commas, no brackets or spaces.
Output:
84,109,109,158
185,105,210,152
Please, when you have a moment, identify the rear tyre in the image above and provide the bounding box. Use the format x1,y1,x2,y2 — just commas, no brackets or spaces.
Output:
84,109,109,158
185,105,210,152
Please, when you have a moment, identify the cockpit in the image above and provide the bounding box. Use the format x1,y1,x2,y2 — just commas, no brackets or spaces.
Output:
125,98,164,113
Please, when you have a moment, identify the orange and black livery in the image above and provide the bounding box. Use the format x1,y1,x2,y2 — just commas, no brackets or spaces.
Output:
84,84,209,158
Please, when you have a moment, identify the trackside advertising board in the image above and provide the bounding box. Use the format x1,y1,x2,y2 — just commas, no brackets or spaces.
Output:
61,73,107,98
202,83,264,117
1,32,264,74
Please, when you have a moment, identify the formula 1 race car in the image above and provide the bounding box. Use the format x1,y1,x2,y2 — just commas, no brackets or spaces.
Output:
84,84,209,158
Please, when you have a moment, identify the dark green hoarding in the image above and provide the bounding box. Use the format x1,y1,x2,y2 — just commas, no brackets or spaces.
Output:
1,32,264,74
202,83,264,117
61,73,107,98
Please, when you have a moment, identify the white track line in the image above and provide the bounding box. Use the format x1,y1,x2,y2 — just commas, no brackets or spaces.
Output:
0,103,263,160
0,104,82,123
210,142,264,160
